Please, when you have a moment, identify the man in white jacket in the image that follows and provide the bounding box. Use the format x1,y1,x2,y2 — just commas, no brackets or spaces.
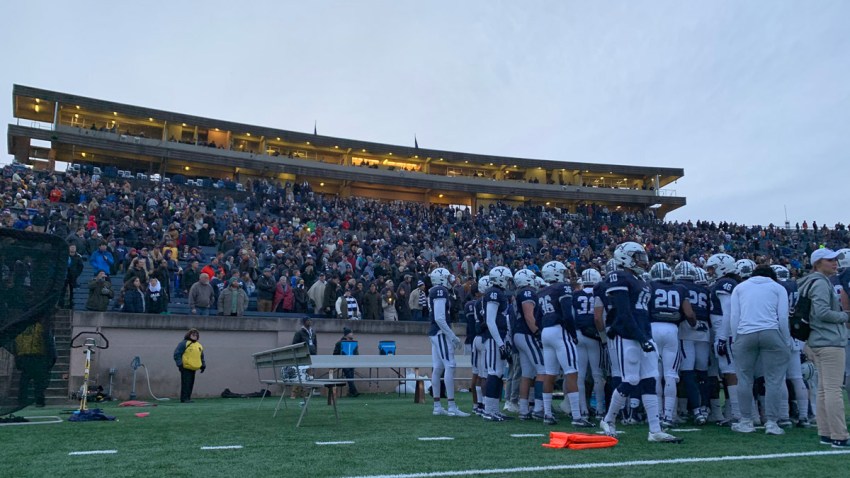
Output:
729,265,791,435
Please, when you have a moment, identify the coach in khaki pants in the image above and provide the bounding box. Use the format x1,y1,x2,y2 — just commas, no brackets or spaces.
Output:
801,248,850,448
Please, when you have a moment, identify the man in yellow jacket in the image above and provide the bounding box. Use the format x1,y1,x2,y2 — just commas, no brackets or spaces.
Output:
173,328,206,403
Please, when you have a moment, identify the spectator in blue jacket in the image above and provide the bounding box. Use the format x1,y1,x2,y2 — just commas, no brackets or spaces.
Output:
89,242,115,275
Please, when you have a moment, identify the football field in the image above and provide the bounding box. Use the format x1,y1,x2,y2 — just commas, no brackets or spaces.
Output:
1,394,846,478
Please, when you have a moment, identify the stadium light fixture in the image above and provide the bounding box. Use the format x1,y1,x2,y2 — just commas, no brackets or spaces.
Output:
276,137,280,140
320,182,325,187
362,149,366,152
148,117,154,122
246,133,251,136
35,98,40,103
438,194,444,198
74,113,79,119
113,112,118,116
81,152,87,158
182,123,187,127
75,105,80,109
184,166,190,171
34,105,40,113
306,141,311,145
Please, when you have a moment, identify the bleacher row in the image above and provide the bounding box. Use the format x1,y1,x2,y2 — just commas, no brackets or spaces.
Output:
70,202,308,319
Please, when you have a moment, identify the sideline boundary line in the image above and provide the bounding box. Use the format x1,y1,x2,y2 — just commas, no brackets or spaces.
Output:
343,450,850,478
68,450,117,456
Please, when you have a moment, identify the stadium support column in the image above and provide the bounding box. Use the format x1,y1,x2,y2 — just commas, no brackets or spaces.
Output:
470,194,477,215
53,101,59,128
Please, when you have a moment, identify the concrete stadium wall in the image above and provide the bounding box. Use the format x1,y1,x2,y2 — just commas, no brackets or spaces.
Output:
70,311,463,400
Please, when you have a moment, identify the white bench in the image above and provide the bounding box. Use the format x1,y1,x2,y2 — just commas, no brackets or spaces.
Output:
252,342,347,427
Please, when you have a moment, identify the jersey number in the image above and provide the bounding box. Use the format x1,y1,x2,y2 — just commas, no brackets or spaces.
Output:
687,290,708,309
654,289,681,310
575,295,594,316
537,296,556,315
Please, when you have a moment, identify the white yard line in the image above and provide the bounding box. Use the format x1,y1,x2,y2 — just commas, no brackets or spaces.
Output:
510,433,545,438
68,450,117,456
670,428,701,432
418,437,454,441
201,445,244,450
343,450,850,478
316,441,355,445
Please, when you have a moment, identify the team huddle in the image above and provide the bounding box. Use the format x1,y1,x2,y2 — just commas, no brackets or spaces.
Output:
424,241,850,444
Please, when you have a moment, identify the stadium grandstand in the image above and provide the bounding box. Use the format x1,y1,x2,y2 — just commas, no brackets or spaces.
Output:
7,84,685,217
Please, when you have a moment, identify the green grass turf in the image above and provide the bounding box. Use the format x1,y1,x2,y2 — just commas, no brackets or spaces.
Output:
1,393,846,478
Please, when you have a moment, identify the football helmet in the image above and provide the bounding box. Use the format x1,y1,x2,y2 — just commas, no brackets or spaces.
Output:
514,269,537,288
534,275,547,290
429,267,451,287
705,253,736,280
488,266,513,289
613,242,649,274
581,268,602,287
673,261,698,281
649,262,674,282
770,264,791,282
478,276,492,294
694,267,709,286
604,258,619,276
837,249,850,270
541,261,568,284
735,259,756,279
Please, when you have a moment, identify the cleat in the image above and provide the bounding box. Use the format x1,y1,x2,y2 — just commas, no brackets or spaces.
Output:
481,412,505,422
731,420,756,433
495,412,515,421
660,418,675,429
797,418,814,428
648,431,683,443
447,408,470,417
571,417,595,428
694,413,708,426
764,421,785,435
820,436,834,445
531,411,545,420
715,418,732,427
776,419,793,428
543,415,559,425
433,408,449,416
472,405,484,416
600,420,617,437
832,439,850,449
503,401,520,413
518,412,534,421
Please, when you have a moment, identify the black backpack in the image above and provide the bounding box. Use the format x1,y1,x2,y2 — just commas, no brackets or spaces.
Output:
790,279,820,341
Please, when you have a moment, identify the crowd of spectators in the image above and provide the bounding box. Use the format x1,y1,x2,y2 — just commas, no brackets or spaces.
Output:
1,164,848,320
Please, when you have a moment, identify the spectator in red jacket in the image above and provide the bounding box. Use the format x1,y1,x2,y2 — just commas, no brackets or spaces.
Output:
273,275,295,312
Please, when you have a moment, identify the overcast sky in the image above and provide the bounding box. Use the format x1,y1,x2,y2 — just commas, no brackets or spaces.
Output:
2,1,848,226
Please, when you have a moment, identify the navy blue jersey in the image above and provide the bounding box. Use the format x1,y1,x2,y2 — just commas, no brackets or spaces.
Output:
677,280,710,322
605,270,651,342
513,286,537,336
481,286,510,340
536,282,576,338
839,269,850,301
593,281,615,327
830,274,844,299
464,299,479,344
427,285,453,336
572,288,596,329
649,281,689,323
780,280,799,311
709,277,738,317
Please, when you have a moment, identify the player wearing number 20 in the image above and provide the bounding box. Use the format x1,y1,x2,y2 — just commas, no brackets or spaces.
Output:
600,242,681,443
428,267,469,417
648,262,696,427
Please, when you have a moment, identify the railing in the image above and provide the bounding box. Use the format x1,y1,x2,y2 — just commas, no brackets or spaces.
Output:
17,118,54,131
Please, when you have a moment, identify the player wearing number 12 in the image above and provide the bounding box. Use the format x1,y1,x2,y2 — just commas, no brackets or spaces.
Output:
427,267,469,417
599,242,681,443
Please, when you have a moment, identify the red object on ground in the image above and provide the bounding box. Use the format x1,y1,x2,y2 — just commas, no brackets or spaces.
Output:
119,400,157,407
542,432,618,450
134,412,150,418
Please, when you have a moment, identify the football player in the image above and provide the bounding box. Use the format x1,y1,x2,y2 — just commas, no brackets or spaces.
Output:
539,261,593,427
575,268,606,418
427,268,469,417
600,242,681,443
465,276,489,415
706,253,741,424
675,261,712,425
648,262,696,427
595,260,621,404
512,269,545,420
480,266,514,421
